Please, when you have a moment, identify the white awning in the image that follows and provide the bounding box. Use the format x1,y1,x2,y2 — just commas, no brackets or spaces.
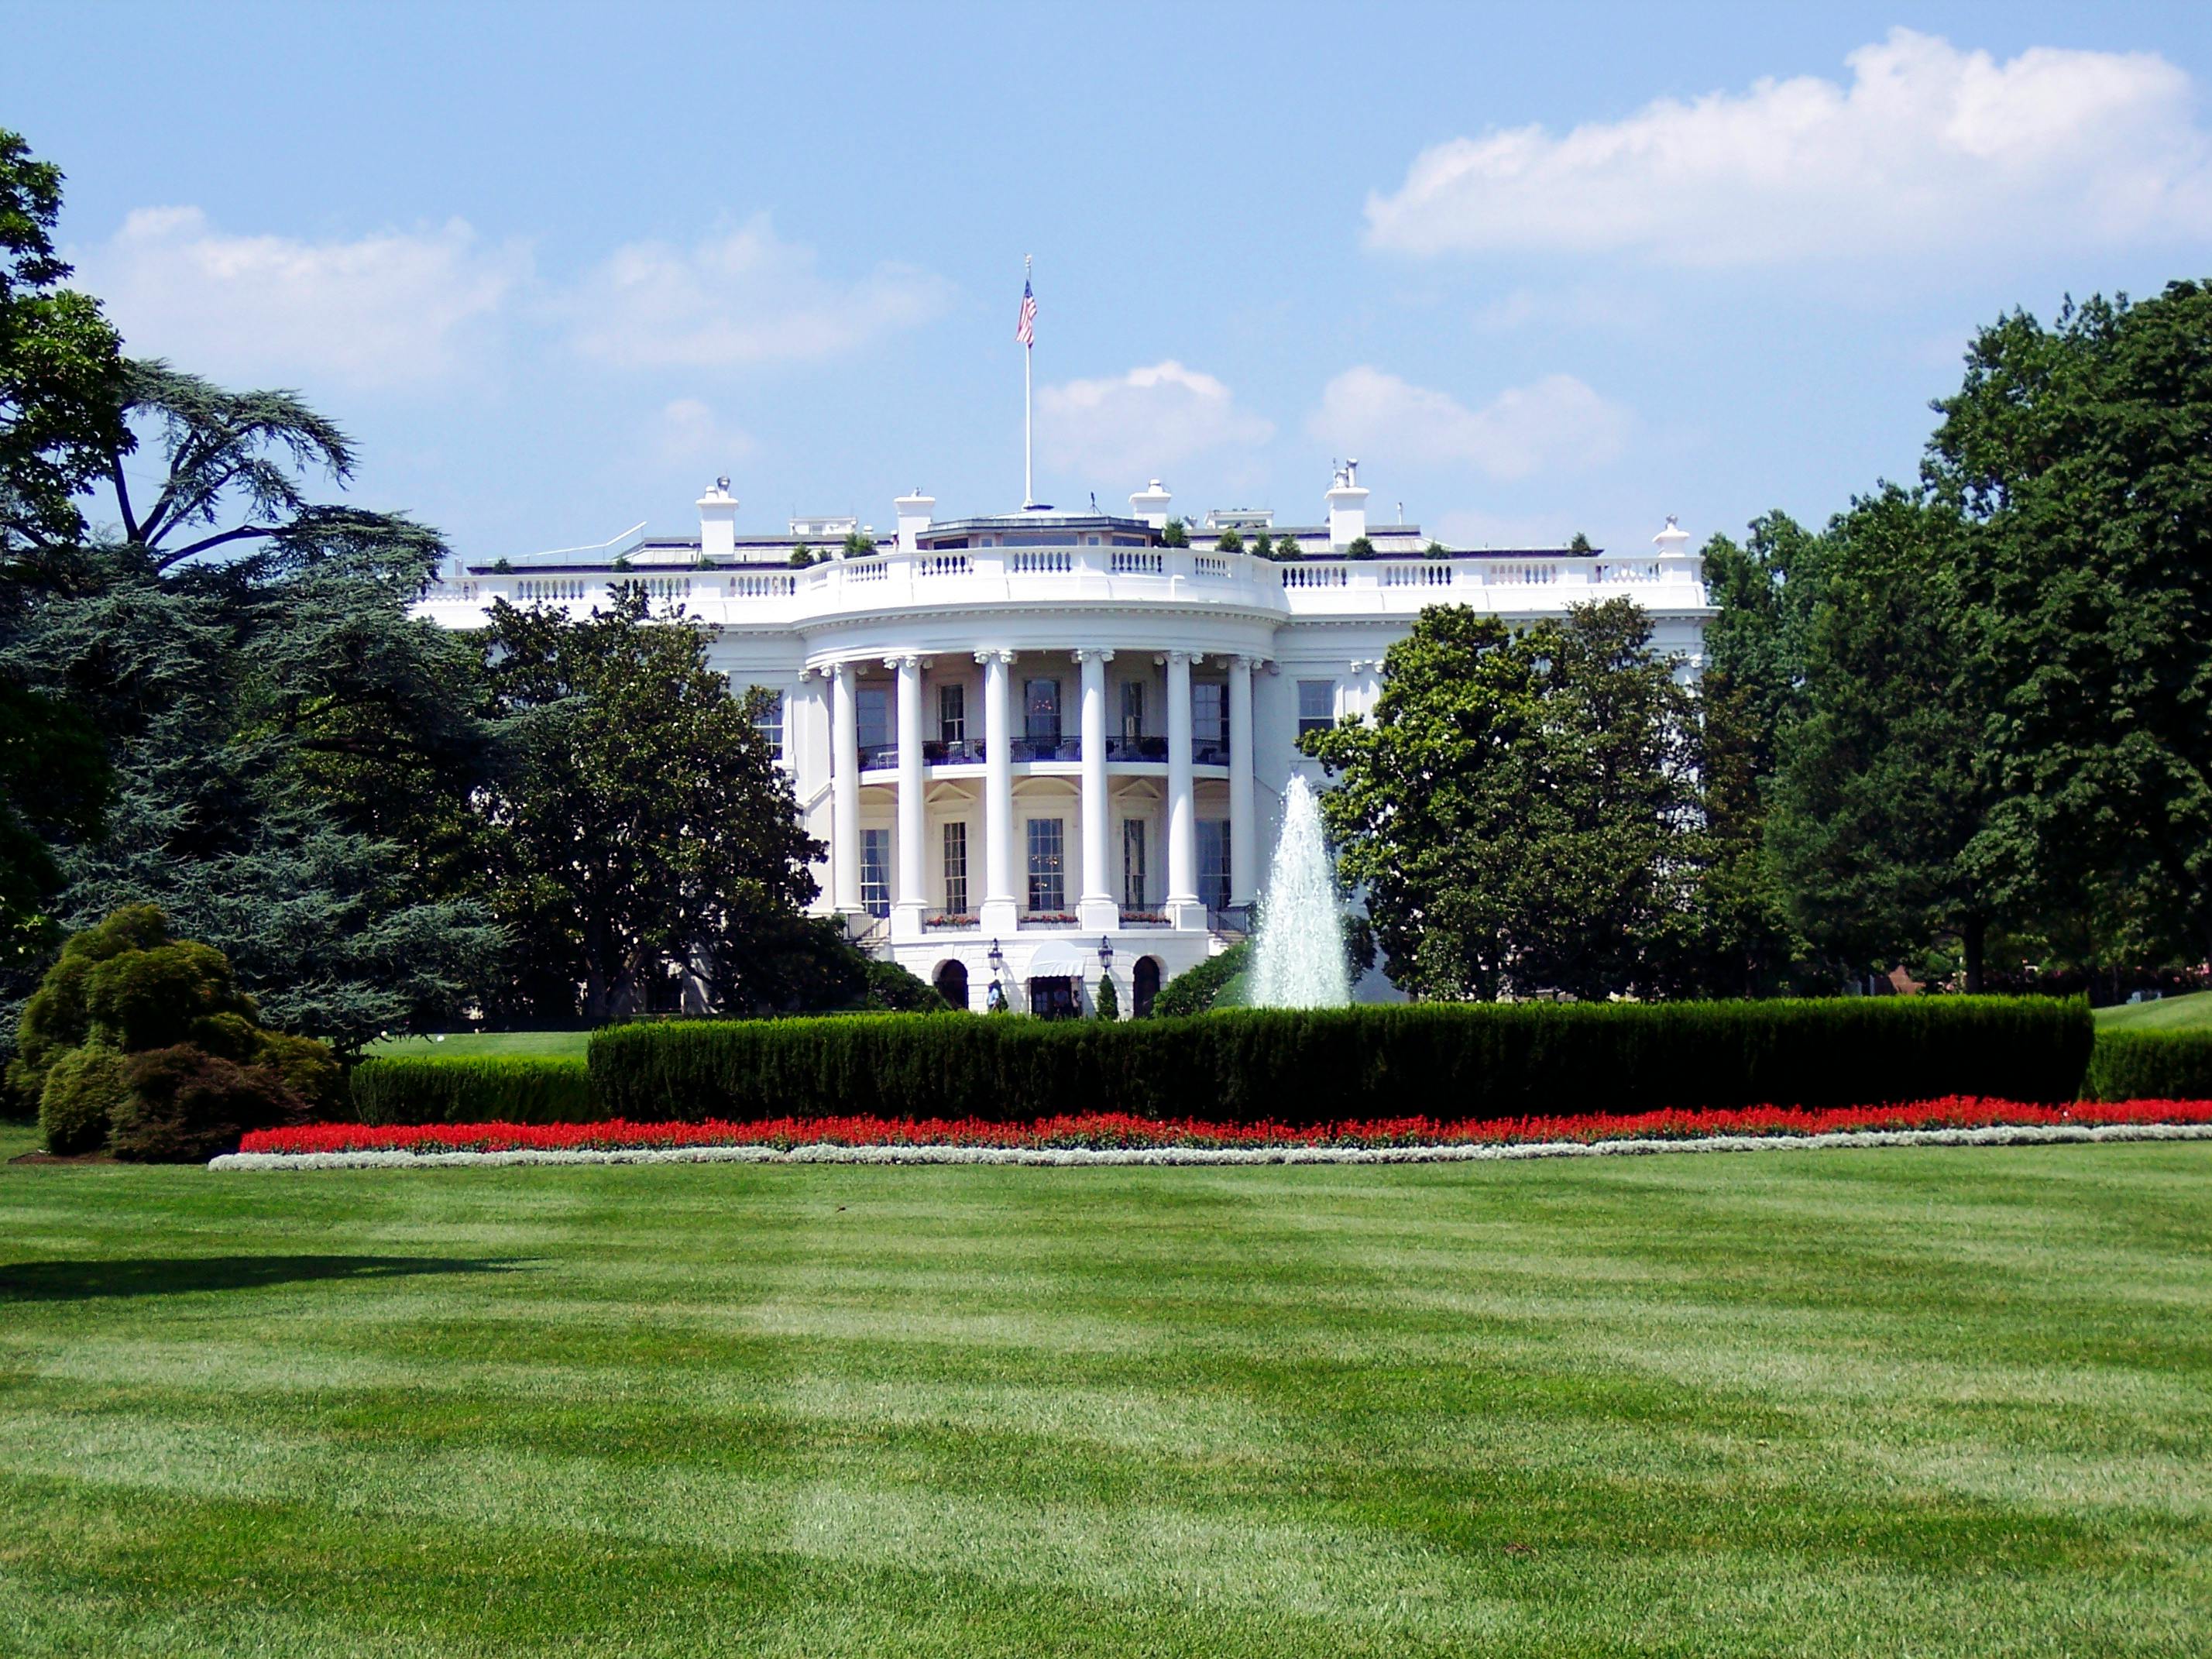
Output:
1018,942,1097,979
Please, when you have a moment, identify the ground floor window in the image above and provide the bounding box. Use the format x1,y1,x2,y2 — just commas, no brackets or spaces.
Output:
943,821,968,914
1122,818,1148,908
1197,819,1231,912
1027,816,1065,912
1029,975,1077,1019
860,827,891,917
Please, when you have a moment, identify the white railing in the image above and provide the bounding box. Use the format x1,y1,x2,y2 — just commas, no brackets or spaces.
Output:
1592,562,1662,583
845,557,889,583
726,573,798,597
918,553,971,577
422,579,479,601
1482,562,1560,586
517,578,591,602
1013,549,1073,574
1112,549,1164,575
1194,555,1231,577
1281,564,1349,588
1380,563,1455,586
634,577,692,600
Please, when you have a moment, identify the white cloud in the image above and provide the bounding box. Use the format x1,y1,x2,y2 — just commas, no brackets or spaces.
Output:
650,398,755,469
1365,29,2212,264
1037,360,1274,483
80,207,524,386
1310,367,1629,480
564,215,948,366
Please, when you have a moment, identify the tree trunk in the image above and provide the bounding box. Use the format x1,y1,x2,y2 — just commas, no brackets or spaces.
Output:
1962,915,1986,995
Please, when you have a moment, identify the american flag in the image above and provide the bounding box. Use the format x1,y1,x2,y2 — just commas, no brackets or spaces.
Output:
1015,278,1036,348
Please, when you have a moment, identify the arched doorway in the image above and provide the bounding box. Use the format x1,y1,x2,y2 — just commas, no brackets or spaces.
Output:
1133,957,1162,1018
933,959,969,1011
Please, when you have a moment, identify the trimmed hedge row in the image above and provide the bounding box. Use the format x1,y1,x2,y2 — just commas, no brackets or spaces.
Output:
586,998,2094,1127
350,1056,598,1125
2086,1030,2212,1103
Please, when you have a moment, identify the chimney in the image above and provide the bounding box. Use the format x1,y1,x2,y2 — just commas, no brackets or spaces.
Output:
697,476,737,563
1325,459,1369,548
1129,479,1173,530
895,488,935,552
1651,515,1691,555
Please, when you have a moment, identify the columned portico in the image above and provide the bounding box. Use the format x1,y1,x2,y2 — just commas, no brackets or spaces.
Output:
1228,655,1256,907
1164,649,1201,927
829,662,861,915
891,653,925,938
1075,648,1116,931
977,649,1018,935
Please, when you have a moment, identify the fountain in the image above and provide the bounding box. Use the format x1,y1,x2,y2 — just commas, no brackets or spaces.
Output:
1247,775,1352,1008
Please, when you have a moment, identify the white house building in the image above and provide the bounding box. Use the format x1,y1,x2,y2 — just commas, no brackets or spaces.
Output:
416,468,1711,1016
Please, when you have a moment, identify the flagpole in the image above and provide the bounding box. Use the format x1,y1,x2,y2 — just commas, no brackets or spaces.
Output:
1022,254,1034,507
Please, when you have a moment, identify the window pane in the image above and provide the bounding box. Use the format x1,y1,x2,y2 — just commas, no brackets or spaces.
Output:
860,827,891,918
1024,678,1061,741
943,821,967,915
1193,683,1227,744
857,685,891,750
1297,678,1336,735
939,683,965,742
1121,819,1147,908
753,691,784,759
1026,817,1065,912
1197,819,1231,911
1119,680,1145,738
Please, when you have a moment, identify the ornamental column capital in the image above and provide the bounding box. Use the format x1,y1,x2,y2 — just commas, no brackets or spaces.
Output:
883,653,923,672
973,648,1017,666
1070,647,1116,664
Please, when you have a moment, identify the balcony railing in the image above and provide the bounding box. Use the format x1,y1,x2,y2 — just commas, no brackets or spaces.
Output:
1009,736,1080,762
922,738,987,764
865,735,1230,769
923,910,978,930
1192,739,1231,766
1104,735,1168,762
859,742,898,770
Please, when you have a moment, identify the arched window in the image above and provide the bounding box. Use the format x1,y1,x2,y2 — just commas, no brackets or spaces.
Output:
933,959,970,1012
1132,957,1163,1018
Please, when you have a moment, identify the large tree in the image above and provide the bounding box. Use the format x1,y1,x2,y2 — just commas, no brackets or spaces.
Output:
1763,486,1997,988
1,360,502,1048
1925,282,2212,968
1305,599,1704,1001
476,589,826,1020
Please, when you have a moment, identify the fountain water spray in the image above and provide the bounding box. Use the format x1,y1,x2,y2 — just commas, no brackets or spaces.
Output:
1248,775,1352,1008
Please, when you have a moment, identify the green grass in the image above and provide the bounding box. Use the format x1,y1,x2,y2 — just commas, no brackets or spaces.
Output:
362,1029,595,1060
2095,989,2212,1033
2,1123,2207,1657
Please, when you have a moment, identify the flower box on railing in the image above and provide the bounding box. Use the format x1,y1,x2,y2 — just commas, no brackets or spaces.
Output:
1022,912,1078,927
924,912,978,930
1121,909,1169,926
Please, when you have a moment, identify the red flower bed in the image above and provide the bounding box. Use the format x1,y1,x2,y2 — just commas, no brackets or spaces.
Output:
240,1097,2212,1156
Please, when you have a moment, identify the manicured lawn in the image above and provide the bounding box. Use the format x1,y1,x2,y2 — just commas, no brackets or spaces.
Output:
362,1028,595,1060
2,1123,2207,1657
2096,989,2212,1033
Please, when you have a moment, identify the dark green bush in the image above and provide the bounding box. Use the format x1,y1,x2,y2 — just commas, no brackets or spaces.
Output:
2085,1030,2212,1101
860,958,948,1012
110,1046,304,1163
1150,943,1248,1018
38,1046,131,1155
588,996,2092,1126
350,1056,598,1125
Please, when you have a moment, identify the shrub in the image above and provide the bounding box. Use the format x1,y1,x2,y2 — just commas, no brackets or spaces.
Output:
1151,943,1249,1018
2085,1030,2212,1101
587,997,2092,1128
1161,518,1190,548
1095,974,1119,1020
8,903,171,1110
84,940,255,1052
1215,527,1244,553
39,1045,131,1155
110,1046,304,1163
351,1055,598,1126
253,1029,346,1117
859,958,948,1013
1344,536,1376,561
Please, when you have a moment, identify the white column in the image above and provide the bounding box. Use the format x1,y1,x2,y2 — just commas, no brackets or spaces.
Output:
1228,655,1256,908
830,662,860,915
978,649,1018,934
1165,649,1200,926
891,654,925,939
1076,648,1116,931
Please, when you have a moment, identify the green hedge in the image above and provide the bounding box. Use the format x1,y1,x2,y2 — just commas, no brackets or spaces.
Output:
586,998,2092,1126
350,1056,598,1125
2086,1030,2212,1101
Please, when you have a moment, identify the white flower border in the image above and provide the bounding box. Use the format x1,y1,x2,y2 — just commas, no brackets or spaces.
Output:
209,1121,2212,1173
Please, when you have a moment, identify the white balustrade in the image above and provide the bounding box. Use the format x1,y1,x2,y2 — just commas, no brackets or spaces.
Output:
1281,564,1349,588
1379,564,1455,587
1194,555,1231,578
1111,549,1164,575
1012,549,1073,573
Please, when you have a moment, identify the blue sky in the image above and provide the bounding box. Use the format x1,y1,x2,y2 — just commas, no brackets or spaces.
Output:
8,1,2212,560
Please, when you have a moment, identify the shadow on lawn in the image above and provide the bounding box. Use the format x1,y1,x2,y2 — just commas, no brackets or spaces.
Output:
0,1255,532,1302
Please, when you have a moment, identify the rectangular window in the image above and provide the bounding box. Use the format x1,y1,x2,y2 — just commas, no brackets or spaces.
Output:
942,821,968,915
1197,819,1231,912
1119,679,1146,740
752,689,784,760
860,827,891,918
1122,818,1148,908
1024,678,1061,743
1026,816,1066,912
1193,682,1227,745
1297,678,1337,737
857,685,891,751
938,682,966,743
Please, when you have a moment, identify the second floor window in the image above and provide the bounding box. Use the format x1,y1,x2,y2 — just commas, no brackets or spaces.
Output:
1122,818,1148,908
1120,679,1146,740
1025,678,1061,742
751,690,784,760
1297,679,1337,737
1193,682,1228,747
1197,819,1231,912
943,821,968,915
939,682,966,743
857,685,891,752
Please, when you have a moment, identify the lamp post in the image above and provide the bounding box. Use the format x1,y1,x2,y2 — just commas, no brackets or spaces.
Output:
985,938,1007,1014
1097,936,1114,972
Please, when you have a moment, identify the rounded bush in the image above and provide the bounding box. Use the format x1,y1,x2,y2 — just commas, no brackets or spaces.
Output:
38,1046,131,1155
111,1046,304,1163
